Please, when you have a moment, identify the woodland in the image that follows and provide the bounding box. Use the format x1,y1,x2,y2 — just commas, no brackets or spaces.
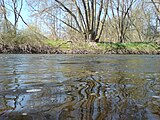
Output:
0,0,160,54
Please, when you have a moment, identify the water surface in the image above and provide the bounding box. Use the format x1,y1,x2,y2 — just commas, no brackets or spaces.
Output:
0,54,160,120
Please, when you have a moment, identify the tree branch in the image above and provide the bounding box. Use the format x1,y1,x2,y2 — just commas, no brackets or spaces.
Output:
55,0,82,32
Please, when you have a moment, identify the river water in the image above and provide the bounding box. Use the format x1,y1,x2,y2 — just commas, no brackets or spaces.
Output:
0,54,159,120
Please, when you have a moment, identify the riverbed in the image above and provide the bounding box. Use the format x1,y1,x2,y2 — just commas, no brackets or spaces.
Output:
0,54,160,120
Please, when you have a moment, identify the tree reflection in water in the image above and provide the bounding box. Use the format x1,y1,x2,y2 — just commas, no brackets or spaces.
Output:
0,55,160,120
0,76,160,120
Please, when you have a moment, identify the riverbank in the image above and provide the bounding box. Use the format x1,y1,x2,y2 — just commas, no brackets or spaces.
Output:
0,41,160,54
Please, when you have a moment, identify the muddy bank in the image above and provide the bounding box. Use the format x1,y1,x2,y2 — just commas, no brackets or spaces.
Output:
0,44,160,54
103,49,160,55
0,44,58,54
0,44,94,54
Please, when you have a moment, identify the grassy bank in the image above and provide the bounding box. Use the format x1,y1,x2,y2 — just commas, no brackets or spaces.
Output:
0,33,160,54
44,39,160,54
97,42,160,54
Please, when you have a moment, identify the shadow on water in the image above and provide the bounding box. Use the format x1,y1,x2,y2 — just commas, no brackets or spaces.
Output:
0,54,160,120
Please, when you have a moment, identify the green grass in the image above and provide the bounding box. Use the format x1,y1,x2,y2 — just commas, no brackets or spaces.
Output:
44,40,160,53
124,42,159,52
97,42,160,53
44,39,71,50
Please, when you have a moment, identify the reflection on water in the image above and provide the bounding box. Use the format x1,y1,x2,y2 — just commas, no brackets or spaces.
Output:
0,54,160,120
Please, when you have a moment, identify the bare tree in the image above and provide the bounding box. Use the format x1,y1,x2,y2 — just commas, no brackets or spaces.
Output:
0,0,25,35
150,0,160,24
23,0,160,43
0,0,11,32
26,0,61,39
54,0,109,42
10,0,24,35
108,0,138,43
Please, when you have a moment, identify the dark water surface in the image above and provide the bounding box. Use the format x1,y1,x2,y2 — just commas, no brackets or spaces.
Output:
0,54,160,120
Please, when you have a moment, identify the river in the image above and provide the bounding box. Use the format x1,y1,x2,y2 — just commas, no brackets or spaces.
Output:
0,54,160,120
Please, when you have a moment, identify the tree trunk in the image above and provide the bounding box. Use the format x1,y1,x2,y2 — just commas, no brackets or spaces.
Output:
55,0,109,42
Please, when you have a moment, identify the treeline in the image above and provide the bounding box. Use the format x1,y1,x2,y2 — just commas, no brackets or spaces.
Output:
0,0,160,45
